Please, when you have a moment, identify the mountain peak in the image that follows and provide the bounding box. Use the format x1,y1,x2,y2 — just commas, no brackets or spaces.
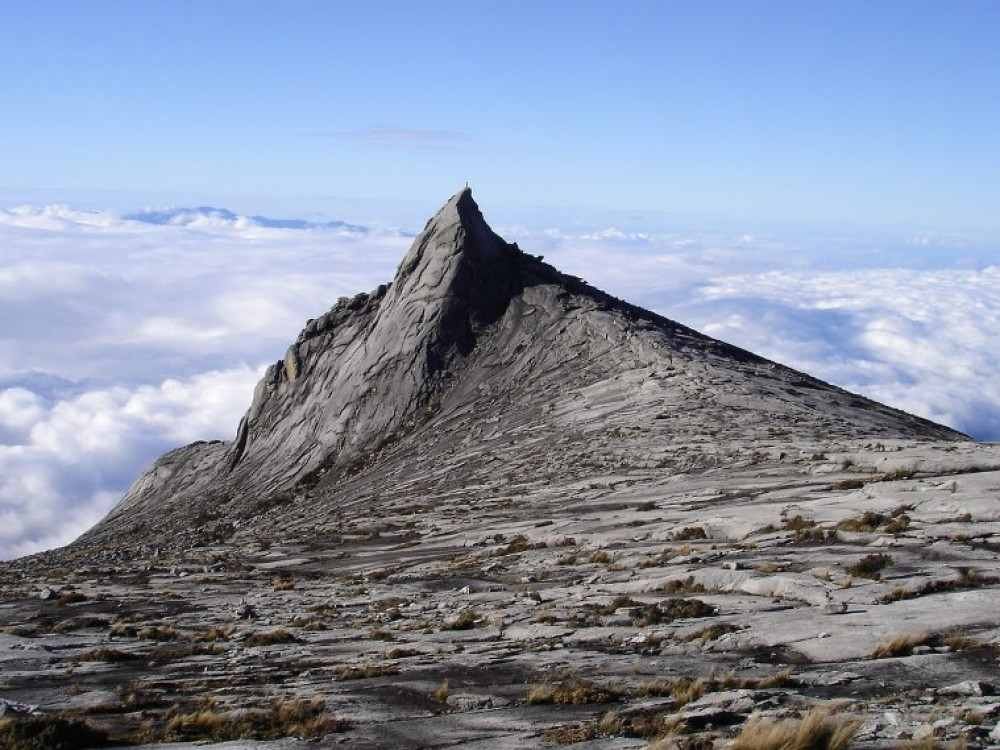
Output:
389,187,521,341
84,190,964,548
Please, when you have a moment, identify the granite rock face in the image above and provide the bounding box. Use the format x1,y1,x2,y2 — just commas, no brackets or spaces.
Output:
83,188,962,549
3,190,999,749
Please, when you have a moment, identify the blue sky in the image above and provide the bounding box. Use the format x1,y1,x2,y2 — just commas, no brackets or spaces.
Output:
3,2,1000,558
3,1,999,234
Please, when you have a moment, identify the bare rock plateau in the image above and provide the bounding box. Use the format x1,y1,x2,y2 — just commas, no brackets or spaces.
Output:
2,189,999,749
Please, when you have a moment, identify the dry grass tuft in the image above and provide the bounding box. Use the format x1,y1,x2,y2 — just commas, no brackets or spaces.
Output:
898,739,968,750
441,610,478,631
526,679,618,706
882,467,915,481
870,632,931,659
590,595,715,627
635,669,793,709
54,591,88,605
334,663,399,680
199,625,236,642
542,721,598,744
71,647,140,663
668,677,707,707
647,734,714,750
757,667,795,689
148,696,348,742
674,526,708,541
731,707,860,750
244,629,300,648
494,534,545,556
435,680,449,705
837,510,887,532
0,716,110,750
136,624,181,641
878,569,994,603
588,550,612,564
599,710,624,734
686,622,741,645
544,711,685,744
831,478,866,491
636,677,706,706
844,553,892,580
942,631,977,651
292,617,327,631
657,576,706,594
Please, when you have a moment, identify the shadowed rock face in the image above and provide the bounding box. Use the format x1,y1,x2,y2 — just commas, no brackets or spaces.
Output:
81,188,963,550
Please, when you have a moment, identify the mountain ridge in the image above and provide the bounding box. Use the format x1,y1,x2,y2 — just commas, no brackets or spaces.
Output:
77,188,963,553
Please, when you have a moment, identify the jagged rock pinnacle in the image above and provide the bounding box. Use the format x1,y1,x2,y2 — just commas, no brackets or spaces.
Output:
387,187,521,360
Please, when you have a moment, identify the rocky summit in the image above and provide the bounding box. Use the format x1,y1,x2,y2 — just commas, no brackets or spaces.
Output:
2,190,999,749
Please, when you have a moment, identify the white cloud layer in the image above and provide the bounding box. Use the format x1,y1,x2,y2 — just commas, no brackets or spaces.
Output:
1,205,998,559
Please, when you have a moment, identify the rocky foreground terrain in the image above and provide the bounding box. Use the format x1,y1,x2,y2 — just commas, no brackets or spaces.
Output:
2,190,999,749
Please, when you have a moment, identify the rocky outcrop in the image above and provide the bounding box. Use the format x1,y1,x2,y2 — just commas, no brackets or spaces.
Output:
81,188,965,549
6,189,999,750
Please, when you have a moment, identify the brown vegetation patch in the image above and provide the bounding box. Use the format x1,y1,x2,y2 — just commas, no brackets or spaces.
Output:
197,625,235,642
147,642,224,664
542,721,598,744
49,616,112,634
334,663,399,680
137,624,181,641
685,622,742,645
882,468,915,482
69,648,140,663
441,610,478,631
782,515,816,531
54,591,88,605
585,595,715,627
673,526,708,541
637,668,793,705
0,716,110,750
244,629,300,648
636,676,707,706
831,479,866,490
837,506,911,534
657,576,706,594
870,632,932,659
526,679,619,705
138,696,348,743
493,534,545,556
730,707,860,750
879,569,995,603
844,553,892,580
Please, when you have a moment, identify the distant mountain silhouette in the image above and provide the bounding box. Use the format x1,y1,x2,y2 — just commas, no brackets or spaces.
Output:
124,206,367,232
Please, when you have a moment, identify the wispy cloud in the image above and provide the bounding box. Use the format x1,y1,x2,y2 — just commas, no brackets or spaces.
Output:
308,126,473,149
